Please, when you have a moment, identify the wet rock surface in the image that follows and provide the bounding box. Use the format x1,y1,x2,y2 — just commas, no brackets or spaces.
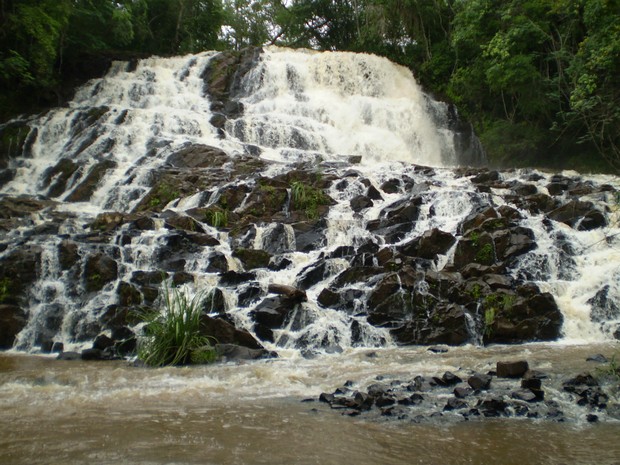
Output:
0,48,618,363
313,358,620,424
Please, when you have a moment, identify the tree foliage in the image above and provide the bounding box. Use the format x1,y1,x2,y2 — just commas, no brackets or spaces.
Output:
1,0,618,172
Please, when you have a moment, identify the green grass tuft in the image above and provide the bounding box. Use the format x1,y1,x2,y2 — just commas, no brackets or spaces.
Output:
137,284,216,367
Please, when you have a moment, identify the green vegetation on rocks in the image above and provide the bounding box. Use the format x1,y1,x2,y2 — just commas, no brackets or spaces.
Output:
137,283,217,367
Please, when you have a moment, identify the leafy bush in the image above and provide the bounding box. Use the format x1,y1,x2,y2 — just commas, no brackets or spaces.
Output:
137,284,216,367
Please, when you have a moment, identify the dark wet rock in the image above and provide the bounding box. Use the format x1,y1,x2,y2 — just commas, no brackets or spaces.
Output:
117,281,142,307
219,270,256,286
203,287,227,313
366,184,383,201
496,360,529,378
292,220,328,252
391,303,470,346
205,252,229,273
511,389,539,403
200,315,264,350
90,212,132,232
65,159,117,202
58,240,80,270
233,247,271,270
0,119,31,166
130,270,166,287
380,178,402,194
57,351,81,361
521,378,542,390
267,284,307,302
0,168,15,188
350,195,373,212
250,293,303,335
588,285,620,323
563,373,599,390
297,260,329,290
478,396,508,417
42,158,79,197
238,226,272,255
164,214,206,233
471,170,501,186
454,386,472,398
131,215,156,230
84,253,118,292
111,326,137,355
484,290,563,344
586,354,608,363
93,334,114,351
214,343,275,361
578,209,607,231
81,348,103,361
317,288,341,308
513,183,537,196
444,397,468,411
492,227,536,261
468,373,492,391
442,371,463,386
461,207,501,234
0,245,42,301
548,200,598,228
453,231,495,268
166,144,229,168
400,228,456,260
0,305,27,349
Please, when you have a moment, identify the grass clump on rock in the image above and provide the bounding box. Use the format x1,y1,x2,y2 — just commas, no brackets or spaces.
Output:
137,283,216,367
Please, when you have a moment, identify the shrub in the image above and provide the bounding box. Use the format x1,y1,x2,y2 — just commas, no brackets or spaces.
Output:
137,284,216,366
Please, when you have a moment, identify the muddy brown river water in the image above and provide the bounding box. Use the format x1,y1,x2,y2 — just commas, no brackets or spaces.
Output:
1,343,619,464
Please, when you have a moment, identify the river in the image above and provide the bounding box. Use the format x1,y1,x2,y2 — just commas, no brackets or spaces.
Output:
1,342,618,464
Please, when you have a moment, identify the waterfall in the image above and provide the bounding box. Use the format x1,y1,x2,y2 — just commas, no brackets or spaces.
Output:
0,47,618,356
228,46,474,167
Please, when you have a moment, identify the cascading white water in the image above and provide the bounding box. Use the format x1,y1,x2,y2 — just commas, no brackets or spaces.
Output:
0,46,619,354
228,47,457,166
4,52,222,212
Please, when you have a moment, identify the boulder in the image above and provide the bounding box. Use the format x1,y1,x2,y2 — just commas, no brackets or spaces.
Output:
166,144,229,168
391,304,470,346
417,229,457,260
548,200,596,227
588,285,620,323
267,284,307,302
58,240,80,270
468,373,492,390
84,253,118,292
0,245,42,299
484,290,563,344
200,315,264,349
215,343,275,361
496,360,529,378
0,304,27,349
350,195,373,212
233,247,272,270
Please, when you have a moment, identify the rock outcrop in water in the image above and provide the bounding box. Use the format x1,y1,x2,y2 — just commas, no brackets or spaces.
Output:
0,47,618,356
314,357,620,424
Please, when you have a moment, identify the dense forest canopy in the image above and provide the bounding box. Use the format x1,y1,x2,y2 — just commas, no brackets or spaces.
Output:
1,0,618,171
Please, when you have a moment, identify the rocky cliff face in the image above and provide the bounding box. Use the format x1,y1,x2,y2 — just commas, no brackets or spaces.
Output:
0,48,618,357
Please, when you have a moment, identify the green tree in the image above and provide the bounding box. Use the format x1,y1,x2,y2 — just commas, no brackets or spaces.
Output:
566,0,620,170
